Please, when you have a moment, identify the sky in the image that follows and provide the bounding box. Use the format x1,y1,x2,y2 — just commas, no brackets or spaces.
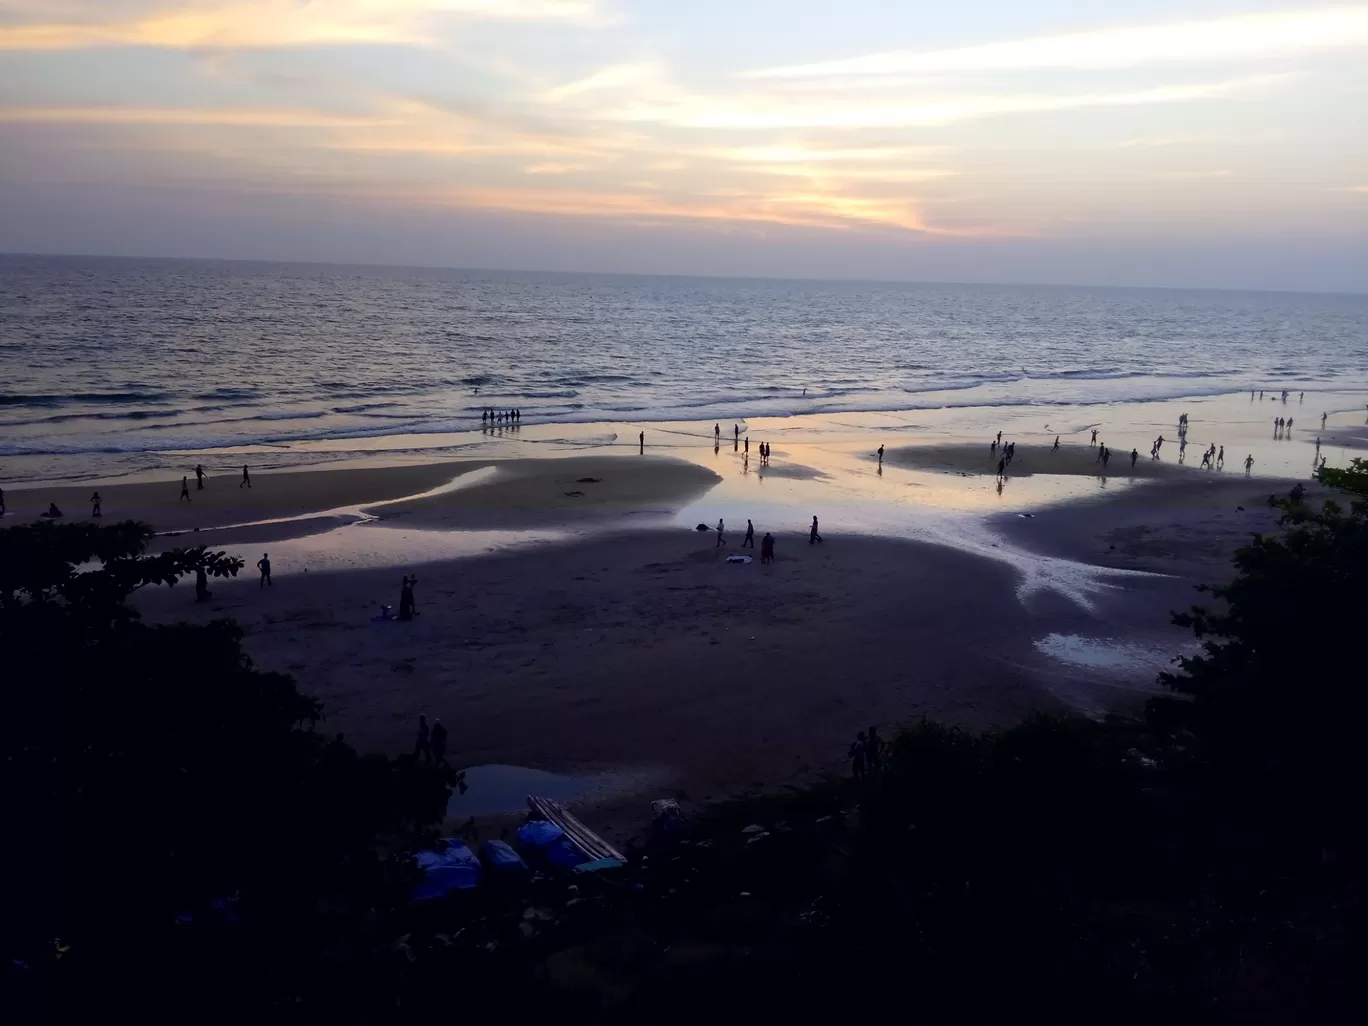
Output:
0,1,1366,291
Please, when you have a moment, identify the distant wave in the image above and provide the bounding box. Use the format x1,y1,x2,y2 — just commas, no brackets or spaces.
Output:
0,390,170,407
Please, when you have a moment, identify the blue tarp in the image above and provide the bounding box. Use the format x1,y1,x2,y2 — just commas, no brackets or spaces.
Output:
412,839,482,901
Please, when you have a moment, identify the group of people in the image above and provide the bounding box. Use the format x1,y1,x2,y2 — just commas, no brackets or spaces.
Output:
179,464,251,500
849,726,885,781
1273,416,1294,437
413,714,450,768
716,517,778,562
1198,444,1226,469
482,409,521,425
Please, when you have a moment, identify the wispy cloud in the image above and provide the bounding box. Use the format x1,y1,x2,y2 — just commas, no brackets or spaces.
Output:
611,76,1288,130
0,0,603,50
0,105,398,127
746,6,1368,78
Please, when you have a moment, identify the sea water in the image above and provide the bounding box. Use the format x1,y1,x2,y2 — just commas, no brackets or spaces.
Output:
2,254,1365,482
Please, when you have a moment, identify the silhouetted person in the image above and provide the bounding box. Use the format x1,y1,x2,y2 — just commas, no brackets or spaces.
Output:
991,439,997,456
1102,447,1111,468
1090,429,1098,446
714,423,720,442
1322,412,1327,428
1217,445,1225,468
850,732,868,781
877,444,884,463
90,492,101,517
398,574,415,620
1287,417,1294,431
716,518,726,547
1131,448,1138,468
430,718,449,768
194,464,206,490
1244,454,1254,475
760,532,775,563
734,424,740,442
415,715,431,764
240,464,251,488
866,726,884,770
179,476,191,502
639,431,644,454
997,457,1007,479
195,566,211,602
1052,436,1059,452
43,502,62,518
809,515,822,545
996,431,1002,446
257,552,272,588
743,519,754,548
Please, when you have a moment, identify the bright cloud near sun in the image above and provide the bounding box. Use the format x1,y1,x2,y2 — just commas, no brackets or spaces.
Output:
0,1,1365,283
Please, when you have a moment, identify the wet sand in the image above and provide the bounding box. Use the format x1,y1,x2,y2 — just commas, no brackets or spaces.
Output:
886,441,1201,480
3,455,720,534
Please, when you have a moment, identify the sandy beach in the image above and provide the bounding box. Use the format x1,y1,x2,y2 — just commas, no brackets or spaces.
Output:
110,411,1320,840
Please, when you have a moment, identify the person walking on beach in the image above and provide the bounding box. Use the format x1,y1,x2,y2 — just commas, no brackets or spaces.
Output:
743,519,755,548
714,424,720,443
414,715,431,764
997,456,1007,480
850,732,868,782
1131,448,1138,468
1052,436,1060,452
1217,446,1225,469
240,464,251,488
1322,412,1327,428
195,464,206,490
1006,441,1015,464
760,532,775,563
996,430,1002,447
257,552,272,588
877,444,885,464
1244,455,1254,475
990,439,997,457
1097,441,1106,462
398,575,415,620
866,726,884,771
734,424,740,444
744,436,749,455
179,476,191,502
809,515,822,545
716,518,726,547
639,431,644,454
1102,446,1111,469
90,491,102,517
1287,417,1294,432
430,718,449,769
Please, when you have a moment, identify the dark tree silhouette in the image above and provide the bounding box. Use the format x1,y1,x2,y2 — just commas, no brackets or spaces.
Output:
1,521,448,1017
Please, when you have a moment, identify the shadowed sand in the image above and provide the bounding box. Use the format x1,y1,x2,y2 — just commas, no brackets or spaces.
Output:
886,442,1202,479
5,456,721,534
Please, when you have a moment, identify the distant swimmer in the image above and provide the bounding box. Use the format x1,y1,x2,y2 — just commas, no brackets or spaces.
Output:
1244,455,1254,475
179,476,191,502
90,491,101,517
240,464,251,489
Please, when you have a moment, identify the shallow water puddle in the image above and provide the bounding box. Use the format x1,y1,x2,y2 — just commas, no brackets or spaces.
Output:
445,763,655,818
1034,632,1170,673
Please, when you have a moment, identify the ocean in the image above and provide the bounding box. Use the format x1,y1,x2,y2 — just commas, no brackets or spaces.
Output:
2,254,1366,482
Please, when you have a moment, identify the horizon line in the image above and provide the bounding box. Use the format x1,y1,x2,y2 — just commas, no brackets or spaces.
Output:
2,249,1364,300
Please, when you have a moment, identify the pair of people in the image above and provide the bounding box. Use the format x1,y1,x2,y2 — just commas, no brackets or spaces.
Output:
414,714,450,768
849,727,884,781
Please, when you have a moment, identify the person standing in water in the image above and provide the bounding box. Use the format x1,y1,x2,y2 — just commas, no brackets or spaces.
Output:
743,519,755,548
179,476,191,502
90,492,102,517
257,552,273,588
997,456,1007,480
195,464,206,490
809,515,822,545
240,464,251,488
714,423,720,442
744,437,749,454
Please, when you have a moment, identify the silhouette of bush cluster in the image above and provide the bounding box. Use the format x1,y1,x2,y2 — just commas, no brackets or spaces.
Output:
5,461,1365,1022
